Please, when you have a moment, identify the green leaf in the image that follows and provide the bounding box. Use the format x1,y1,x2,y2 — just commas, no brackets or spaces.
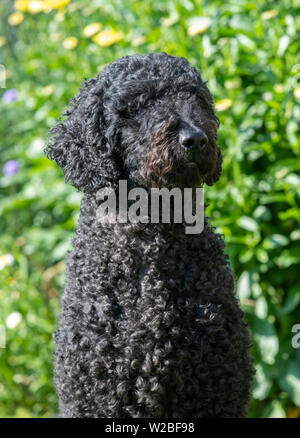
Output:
254,317,279,365
236,271,251,300
252,364,272,400
263,400,286,418
279,361,300,406
238,216,259,232
255,296,268,319
284,286,300,313
263,234,289,250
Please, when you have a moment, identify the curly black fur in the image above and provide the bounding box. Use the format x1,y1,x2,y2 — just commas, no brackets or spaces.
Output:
46,52,254,418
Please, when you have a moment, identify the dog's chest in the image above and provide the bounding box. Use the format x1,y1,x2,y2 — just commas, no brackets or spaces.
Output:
104,224,219,314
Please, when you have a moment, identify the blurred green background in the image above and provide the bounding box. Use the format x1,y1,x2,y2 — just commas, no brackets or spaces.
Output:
0,0,300,418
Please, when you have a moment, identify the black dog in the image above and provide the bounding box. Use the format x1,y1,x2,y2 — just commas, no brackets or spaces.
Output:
46,52,254,417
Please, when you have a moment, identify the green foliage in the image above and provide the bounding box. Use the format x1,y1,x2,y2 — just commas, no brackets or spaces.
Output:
0,0,299,418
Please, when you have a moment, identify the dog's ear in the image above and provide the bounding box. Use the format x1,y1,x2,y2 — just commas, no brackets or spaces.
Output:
204,147,223,186
45,77,120,192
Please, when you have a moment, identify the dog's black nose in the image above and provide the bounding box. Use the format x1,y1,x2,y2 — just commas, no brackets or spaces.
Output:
179,128,208,150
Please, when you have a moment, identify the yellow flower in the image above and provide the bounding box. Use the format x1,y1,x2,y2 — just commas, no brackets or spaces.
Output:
63,37,78,49
187,17,211,36
261,10,278,20
15,0,50,13
28,1,45,13
15,0,29,11
93,30,123,47
44,0,70,8
8,12,24,26
83,23,102,37
294,87,300,99
215,99,232,112
0,36,6,47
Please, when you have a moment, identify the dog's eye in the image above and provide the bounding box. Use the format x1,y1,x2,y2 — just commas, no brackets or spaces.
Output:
118,109,131,119
168,118,180,131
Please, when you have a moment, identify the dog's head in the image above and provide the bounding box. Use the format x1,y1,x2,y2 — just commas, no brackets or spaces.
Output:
46,52,222,192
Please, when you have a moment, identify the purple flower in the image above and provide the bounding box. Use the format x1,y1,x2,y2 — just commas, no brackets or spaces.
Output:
3,160,19,176
2,89,18,103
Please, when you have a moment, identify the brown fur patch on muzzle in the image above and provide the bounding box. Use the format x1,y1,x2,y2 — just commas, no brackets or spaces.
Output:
142,120,179,186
